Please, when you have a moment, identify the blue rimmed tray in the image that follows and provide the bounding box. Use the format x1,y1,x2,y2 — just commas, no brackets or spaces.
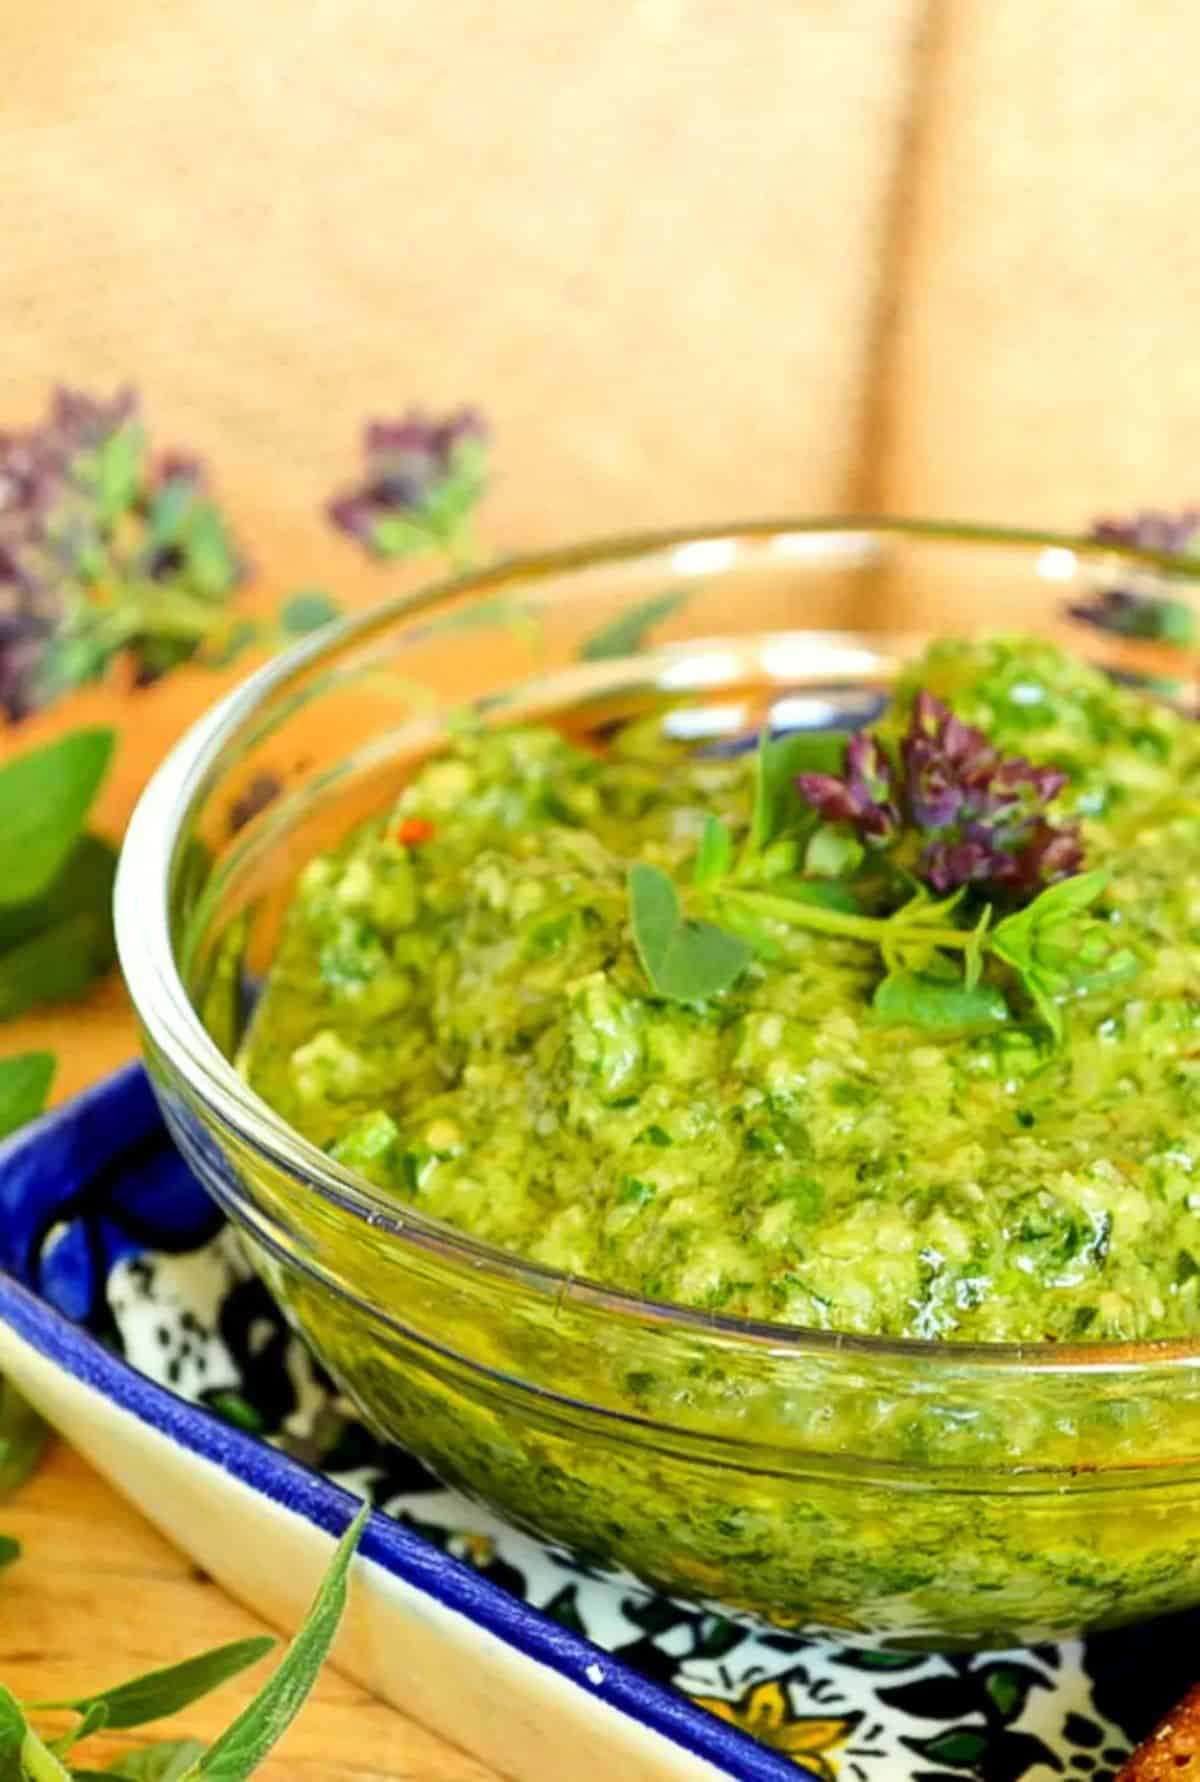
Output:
0,1065,1184,1781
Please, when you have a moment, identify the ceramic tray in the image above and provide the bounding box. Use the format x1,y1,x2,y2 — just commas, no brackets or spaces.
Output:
0,1065,1185,1781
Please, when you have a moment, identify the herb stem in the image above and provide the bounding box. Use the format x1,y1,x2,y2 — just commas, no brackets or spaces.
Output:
21,1725,72,1781
724,889,973,952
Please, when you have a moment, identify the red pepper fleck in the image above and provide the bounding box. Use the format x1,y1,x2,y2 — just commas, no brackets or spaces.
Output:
394,816,436,846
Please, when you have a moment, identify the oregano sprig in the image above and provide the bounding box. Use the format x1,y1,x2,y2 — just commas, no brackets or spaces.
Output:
626,706,1136,1039
0,1505,367,1780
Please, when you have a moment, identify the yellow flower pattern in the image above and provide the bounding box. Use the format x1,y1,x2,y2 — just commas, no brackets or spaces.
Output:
692,1678,857,1778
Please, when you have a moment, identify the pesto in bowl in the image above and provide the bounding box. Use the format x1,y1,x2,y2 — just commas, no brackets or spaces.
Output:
118,522,1200,1648
242,636,1200,1348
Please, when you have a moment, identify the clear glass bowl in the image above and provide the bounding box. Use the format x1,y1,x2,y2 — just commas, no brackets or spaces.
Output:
116,519,1200,1651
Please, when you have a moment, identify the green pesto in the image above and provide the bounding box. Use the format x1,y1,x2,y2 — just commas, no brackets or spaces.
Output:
242,636,1200,1345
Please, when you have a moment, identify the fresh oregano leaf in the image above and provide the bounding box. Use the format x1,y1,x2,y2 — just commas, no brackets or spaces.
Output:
278,591,342,637
0,1682,25,1779
34,1637,275,1730
750,729,845,852
0,729,115,908
579,590,688,662
628,864,752,1002
873,970,1010,1032
0,1052,55,1142
693,815,734,887
0,1378,49,1495
185,1505,368,1780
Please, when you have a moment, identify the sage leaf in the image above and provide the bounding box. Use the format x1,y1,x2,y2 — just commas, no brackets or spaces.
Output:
693,816,733,886
0,1683,25,1780
186,1505,368,1780
579,590,687,661
0,729,114,908
750,729,845,852
629,864,751,1002
0,1052,55,1142
0,835,117,960
35,1637,275,1730
873,970,1010,1032
279,591,341,637
0,908,116,1022
0,1379,48,1496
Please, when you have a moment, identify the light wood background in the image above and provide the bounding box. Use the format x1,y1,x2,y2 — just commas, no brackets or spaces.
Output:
4,2,1200,1774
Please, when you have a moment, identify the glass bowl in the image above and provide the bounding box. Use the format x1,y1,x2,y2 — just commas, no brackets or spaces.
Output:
116,519,1200,1651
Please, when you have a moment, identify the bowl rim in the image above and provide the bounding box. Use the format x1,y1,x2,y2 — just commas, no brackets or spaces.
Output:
116,513,1200,1378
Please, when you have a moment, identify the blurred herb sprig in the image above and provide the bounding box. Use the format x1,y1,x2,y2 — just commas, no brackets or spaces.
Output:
0,1503,365,1779
327,408,488,568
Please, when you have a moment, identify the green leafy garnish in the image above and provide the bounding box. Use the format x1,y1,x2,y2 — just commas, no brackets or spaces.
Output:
628,864,752,1002
873,968,1010,1032
625,704,1133,1042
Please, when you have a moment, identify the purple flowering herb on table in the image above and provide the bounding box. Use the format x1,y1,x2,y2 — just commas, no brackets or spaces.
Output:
0,386,249,719
1066,509,1200,646
328,407,489,566
796,691,1084,897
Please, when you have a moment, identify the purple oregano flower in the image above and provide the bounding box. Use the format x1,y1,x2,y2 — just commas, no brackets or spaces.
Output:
0,386,245,719
328,407,488,554
796,691,1083,896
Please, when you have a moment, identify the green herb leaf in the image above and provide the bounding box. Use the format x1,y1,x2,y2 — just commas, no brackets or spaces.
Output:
693,816,734,887
0,1052,55,1142
628,864,752,1002
0,1683,25,1780
278,591,342,637
0,835,117,960
0,729,114,908
186,1506,368,1780
579,591,688,662
34,1638,276,1731
0,1379,48,1495
873,970,1010,1032
0,1533,20,1573
750,730,845,852
0,907,116,1022
97,1740,207,1780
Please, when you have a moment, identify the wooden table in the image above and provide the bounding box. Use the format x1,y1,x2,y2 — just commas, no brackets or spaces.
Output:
0,673,504,1781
